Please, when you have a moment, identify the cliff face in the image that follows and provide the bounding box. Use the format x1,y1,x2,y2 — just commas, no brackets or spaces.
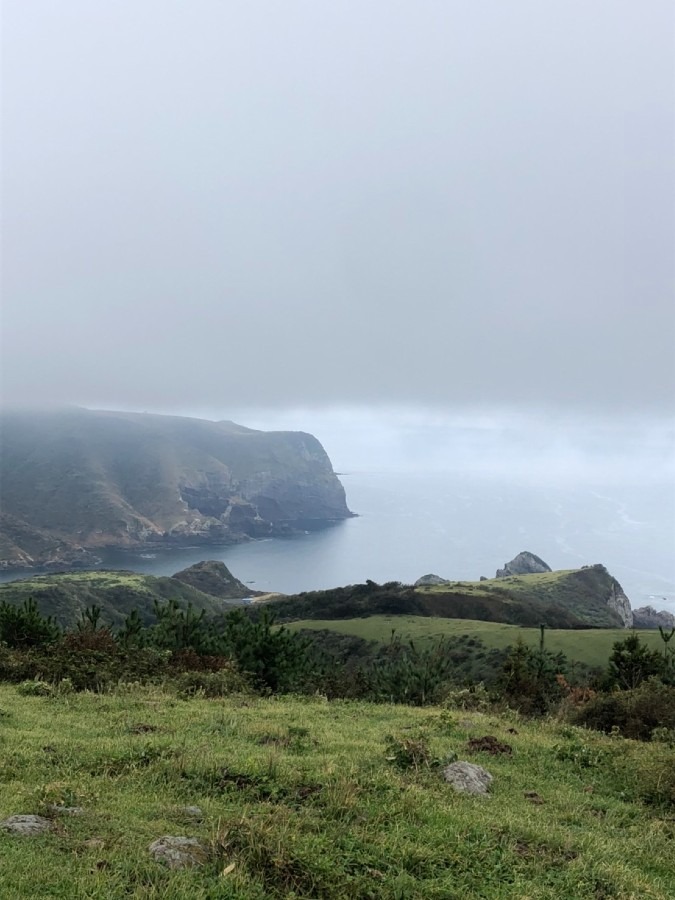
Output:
605,576,634,628
632,606,675,629
0,409,352,570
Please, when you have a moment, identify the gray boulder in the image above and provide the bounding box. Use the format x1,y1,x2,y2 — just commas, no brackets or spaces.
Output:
443,761,493,796
496,552,551,578
148,835,208,869
414,574,448,587
632,605,675,630
1,815,52,836
178,806,204,820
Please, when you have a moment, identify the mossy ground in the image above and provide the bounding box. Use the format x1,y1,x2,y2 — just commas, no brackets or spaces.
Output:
0,684,673,898
288,616,664,669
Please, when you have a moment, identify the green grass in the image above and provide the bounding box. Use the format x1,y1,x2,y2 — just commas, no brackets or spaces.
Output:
288,616,665,668
417,567,629,627
0,570,231,628
0,684,673,898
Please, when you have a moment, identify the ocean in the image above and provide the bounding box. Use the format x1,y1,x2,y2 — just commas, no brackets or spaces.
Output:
9,470,670,613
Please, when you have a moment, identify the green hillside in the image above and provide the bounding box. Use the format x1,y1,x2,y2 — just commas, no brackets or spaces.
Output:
0,407,351,570
419,567,629,628
264,566,629,629
288,616,665,669
0,570,237,629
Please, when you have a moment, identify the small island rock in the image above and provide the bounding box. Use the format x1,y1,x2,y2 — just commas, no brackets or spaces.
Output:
414,574,448,587
496,552,552,578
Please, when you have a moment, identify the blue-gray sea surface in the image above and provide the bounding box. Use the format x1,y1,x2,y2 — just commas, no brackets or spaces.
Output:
4,472,672,613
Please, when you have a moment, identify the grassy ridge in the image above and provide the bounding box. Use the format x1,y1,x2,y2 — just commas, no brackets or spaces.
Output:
288,616,665,668
0,570,233,628
0,685,673,898
266,567,627,629
419,567,627,628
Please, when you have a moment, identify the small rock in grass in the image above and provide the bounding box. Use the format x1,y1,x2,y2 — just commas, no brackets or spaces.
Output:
443,761,493,796
1,815,53,836
524,790,545,805
178,806,203,819
83,838,106,850
148,835,208,869
47,804,85,816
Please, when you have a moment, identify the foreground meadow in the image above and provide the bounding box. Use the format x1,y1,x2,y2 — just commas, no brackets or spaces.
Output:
0,684,673,899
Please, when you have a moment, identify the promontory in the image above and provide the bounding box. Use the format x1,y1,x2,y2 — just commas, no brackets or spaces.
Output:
0,408,352,571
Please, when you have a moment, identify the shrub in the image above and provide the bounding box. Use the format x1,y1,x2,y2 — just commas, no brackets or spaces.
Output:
443,682,491,711
384,733,435,771
605,634,665,690
17,679,53,697
172,666,250,698
500,636,567,716
366,634,458,705
0,598,60,649
572,678,675,741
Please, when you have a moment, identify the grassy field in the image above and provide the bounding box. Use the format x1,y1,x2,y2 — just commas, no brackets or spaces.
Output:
288,616,665,668
0,684,674,898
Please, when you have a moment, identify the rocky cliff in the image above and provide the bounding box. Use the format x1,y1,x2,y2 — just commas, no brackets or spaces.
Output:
632,605,675,629
0,408,352,571
496,551,552,578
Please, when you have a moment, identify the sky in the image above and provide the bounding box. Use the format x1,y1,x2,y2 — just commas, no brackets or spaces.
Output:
2,1,674,418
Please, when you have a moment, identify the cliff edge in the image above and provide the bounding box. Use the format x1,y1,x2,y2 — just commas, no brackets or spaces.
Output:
0,408,352,571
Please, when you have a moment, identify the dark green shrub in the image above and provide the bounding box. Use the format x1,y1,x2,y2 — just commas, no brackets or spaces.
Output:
217,608,317,693
572,678,675,741
499,635,567,715
0,598,60,649
605,633,665,690
365,634,458,705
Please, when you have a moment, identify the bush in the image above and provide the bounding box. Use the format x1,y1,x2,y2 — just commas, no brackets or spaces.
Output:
443,683,491,711
172,666,251,698
605,634,666,690
572,678,675,741
17,679,53,697
0,598,60,649
384,733,435,771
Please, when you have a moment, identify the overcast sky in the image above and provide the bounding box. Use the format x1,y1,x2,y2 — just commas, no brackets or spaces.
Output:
2,1,674,415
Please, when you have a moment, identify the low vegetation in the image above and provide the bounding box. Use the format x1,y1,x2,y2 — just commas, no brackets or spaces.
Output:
1,685,675,899
263,568,627,628
0,586,673,896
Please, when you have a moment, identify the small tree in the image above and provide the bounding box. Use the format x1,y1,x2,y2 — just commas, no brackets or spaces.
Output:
366,632,457,705
606,633,664,690
0,597,61,649
219,607,316,692
500,632,567,715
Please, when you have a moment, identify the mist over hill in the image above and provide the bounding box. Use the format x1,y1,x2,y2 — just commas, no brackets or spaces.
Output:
0,408,351,571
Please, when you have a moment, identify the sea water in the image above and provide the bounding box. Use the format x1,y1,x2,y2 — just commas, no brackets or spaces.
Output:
6,471,670,613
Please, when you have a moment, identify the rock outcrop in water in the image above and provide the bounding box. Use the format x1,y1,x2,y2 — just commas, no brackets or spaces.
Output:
496,551,552,578
632,605,675,629
0,408,352,571
172,560,259,599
